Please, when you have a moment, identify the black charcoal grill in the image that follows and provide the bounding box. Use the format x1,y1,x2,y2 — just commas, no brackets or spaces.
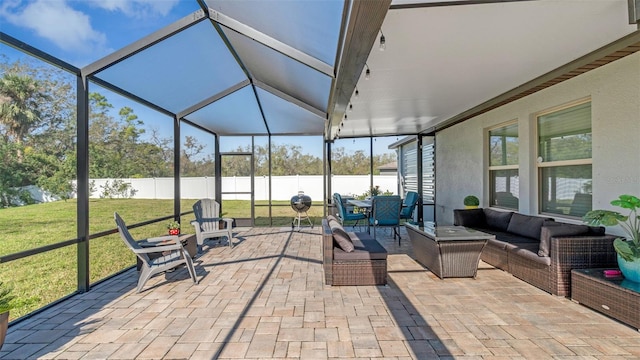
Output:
291,191,313,231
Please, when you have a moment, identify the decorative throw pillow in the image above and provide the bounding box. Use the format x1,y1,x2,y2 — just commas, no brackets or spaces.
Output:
454,208,486,228
483,208,513,231
329,219,354,252
538,223,589,257
326,215,339,224
507,213,547,240
328,218,342,231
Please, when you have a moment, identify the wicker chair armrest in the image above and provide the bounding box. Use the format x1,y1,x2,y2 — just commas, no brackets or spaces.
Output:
548,234,617,296
549,234,617,260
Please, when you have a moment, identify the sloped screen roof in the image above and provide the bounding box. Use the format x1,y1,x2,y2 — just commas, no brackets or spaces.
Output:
96,20,247,114
88,0,346,136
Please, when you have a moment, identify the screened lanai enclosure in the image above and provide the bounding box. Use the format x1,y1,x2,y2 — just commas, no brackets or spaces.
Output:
1,0,639,325
0,0,397,322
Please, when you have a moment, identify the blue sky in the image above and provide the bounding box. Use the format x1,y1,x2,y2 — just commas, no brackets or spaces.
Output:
0,0,399,158
0,0,207,153
1,0,199,67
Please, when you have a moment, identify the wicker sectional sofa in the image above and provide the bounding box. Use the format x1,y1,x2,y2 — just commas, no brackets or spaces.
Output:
322,217,387,286
454,208,617,296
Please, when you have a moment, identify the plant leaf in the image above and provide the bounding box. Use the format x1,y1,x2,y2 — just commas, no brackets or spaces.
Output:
0,282,15,313
582,210,625,227
614,238,636,262
612,195,640,210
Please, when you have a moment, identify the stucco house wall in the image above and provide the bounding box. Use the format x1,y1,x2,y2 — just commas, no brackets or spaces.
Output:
435,51,640,227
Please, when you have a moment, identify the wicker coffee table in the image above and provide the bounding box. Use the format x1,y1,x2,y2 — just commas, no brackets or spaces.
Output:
406,222,494,279
571,268,640,330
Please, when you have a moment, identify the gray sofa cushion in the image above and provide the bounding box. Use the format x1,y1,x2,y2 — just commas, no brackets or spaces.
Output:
484,230,537,245
506,213,548,240
538,223,589,257
454,208,486,228
334,236,388,260
329,220,354,252
486,238,509,250
483,208,513,231
507,243,551,266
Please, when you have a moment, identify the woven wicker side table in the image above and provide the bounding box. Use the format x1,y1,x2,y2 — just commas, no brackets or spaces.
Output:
571,268,640,330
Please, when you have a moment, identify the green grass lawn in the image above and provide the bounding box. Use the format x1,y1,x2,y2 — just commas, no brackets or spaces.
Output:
0,198,325,320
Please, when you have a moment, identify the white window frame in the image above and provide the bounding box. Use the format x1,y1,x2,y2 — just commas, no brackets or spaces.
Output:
535,98,592,218
487,120,519,210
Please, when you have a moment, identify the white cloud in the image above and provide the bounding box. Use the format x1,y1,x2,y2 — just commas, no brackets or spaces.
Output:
88,0,180,18
0,0,108,55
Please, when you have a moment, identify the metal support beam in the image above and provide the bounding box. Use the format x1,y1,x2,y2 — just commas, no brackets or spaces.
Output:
1,32,79,75
250,137,255,226
176,79,250,119
254,80,327,119
89,77,174,118
389,0,536,10
215,135,222,204
174,116,181,224
76,74,90,293
325,140,332,217
369,137,374,191
416,136,424,223
209,9,334,78
268,136,272,226
326,1,391,140
249,84,271,136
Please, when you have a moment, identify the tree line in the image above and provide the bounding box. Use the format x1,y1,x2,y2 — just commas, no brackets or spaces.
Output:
0,57,395,207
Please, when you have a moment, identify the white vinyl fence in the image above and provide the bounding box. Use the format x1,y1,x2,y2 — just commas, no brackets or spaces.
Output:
87,175,398,201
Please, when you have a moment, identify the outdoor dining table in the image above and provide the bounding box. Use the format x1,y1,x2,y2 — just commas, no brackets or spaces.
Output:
346,199,373,209
347,198,407,211
347,198,406,232
346,199,373,231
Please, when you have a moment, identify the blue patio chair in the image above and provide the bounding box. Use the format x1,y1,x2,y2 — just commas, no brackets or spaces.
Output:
333,193,367,230
369,195,402,243
400,191,420,222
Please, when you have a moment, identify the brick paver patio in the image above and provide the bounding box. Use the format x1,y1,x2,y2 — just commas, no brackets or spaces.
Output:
2,226,640,359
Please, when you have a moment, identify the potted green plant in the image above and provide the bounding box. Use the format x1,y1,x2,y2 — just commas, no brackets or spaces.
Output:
0,281,15,351
583,194,640,282
167,221,180,235
363,186,381,200
464,195,480,209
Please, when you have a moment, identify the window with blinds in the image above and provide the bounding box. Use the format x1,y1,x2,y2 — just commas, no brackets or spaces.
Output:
402,142,418,194
537,101,592,217
488,122,519,210
422,142,435,205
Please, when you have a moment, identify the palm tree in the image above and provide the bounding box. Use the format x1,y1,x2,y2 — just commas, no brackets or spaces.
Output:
0,73,47,160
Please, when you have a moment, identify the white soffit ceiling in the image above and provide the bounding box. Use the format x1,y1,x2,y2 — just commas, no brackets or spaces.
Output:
341,0,637,138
